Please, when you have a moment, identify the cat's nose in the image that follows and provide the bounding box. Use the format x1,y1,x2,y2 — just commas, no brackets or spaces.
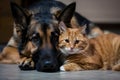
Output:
70,47,74,50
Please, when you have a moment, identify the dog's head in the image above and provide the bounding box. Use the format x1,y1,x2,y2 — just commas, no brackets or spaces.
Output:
10,2,76,72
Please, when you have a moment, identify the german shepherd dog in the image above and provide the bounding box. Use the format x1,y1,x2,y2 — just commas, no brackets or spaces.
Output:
0,0,92,72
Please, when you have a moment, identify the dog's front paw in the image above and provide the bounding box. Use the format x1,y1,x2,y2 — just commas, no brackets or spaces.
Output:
19,57,35,70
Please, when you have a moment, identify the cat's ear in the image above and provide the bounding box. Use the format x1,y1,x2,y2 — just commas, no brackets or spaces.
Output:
57,2,76,27
10,2,31,28
81,25,87,35
59,21,67,33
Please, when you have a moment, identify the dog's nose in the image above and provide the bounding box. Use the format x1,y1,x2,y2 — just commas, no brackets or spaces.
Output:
43,61,54,69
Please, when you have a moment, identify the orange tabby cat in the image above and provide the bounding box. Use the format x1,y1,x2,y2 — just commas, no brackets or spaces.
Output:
57,21,120,71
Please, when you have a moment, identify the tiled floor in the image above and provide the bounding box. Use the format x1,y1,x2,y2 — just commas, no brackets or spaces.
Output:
0,64,120,80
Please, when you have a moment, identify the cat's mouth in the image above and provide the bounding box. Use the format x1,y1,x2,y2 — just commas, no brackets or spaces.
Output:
69,49,74,52
67,47,86,54
60,48,83,55
67,49,80,54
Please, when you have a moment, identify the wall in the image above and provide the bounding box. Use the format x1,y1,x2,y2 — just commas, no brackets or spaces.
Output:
0,0,21,44
58,0,120,23
0,0,120,43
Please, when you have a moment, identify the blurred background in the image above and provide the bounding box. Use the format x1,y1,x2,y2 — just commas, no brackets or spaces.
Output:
0,0,120,44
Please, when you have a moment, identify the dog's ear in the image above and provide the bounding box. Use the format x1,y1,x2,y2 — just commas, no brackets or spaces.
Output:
10,2,31,28
57,2,76,27
58,21,67,34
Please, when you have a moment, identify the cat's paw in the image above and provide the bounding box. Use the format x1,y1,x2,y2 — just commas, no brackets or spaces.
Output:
60,66,66,71
60,63,83,71
112,63,120,71
19,57,35,70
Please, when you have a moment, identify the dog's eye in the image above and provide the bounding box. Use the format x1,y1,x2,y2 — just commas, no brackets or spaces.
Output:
31,33,40,42
32,36,39,42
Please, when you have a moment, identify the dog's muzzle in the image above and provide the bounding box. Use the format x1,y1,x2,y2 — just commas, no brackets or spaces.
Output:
35,49,59,72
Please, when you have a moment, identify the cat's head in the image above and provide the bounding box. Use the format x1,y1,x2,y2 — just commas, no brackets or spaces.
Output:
57,21,89,55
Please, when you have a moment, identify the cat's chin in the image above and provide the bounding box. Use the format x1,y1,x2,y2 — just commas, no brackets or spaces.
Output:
66,51,82,55
60,49,76,55
67,51,77,54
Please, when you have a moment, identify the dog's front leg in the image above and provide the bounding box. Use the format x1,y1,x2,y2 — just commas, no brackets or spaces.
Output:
18,57,35,70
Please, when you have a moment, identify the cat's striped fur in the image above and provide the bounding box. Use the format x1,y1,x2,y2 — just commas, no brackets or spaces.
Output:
58,21,120,71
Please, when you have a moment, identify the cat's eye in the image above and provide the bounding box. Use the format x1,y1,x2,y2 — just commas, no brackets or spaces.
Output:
65,39,69,43
75,40,80,44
